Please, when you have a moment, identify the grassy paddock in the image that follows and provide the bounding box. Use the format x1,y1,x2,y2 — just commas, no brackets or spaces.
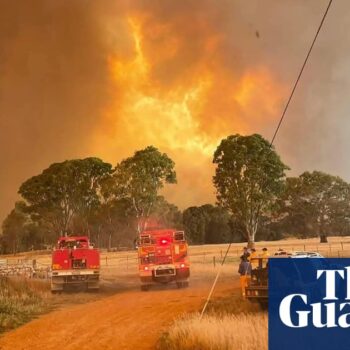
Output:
0,277,50,333
158,313,267,350
158,293,267,350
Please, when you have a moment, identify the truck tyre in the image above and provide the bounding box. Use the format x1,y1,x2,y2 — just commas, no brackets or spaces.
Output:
182,281,189,288
87,281,100,292
177,281,189,288
141,284,150,291
51,289,62,295
176,281,183,288
51,283,63,294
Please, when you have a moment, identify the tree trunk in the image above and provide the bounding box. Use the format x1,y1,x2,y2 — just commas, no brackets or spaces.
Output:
247,240,255,249
319,222,328,243
320,235,328,243
108,233,112,251
246,228,255,249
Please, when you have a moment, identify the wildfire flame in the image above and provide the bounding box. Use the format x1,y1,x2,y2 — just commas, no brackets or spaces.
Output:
93,15,286,207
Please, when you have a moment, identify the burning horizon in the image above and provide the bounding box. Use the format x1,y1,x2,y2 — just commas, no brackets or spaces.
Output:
92,12,286,208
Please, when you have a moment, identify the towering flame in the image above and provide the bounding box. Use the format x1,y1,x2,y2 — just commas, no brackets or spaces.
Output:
101,16,217,157
93,14,286,208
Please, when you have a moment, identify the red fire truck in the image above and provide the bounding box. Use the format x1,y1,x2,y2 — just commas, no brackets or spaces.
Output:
138,228,190,290
51,236,100,293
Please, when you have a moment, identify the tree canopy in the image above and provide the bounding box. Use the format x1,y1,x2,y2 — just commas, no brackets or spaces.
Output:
279,171,350,243
1,149,178,252
213,134,289,247
110,146,177,232
18,158,112,236
183,204,233,244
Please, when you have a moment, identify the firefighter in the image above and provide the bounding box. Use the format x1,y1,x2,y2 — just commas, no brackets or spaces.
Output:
260,247,270,267
250,248,259,269
242,247,250,261
238,256,252,298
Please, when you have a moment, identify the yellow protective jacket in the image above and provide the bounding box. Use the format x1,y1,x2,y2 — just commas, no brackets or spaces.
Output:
250,252,259,269
260,251,270,267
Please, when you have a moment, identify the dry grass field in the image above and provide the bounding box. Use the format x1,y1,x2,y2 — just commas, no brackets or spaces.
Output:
158,313,267,350
0,278,50,333
157,290,267,350
157,286,267,350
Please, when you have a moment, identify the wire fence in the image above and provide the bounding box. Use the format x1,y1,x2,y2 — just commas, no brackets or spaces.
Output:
2,241,350,278
0,258,49,278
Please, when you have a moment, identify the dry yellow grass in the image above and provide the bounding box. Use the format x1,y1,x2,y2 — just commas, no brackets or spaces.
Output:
158,294,267,350
158,313,267,350
0,277,50,333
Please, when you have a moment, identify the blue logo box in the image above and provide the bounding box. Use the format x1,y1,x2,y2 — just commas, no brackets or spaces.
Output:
269,258,350,350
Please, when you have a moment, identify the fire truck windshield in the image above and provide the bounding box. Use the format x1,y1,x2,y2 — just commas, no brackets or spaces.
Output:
58,239,88,249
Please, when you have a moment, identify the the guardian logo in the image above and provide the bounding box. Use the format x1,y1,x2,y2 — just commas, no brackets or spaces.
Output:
269,258,350,350
279,268,350,328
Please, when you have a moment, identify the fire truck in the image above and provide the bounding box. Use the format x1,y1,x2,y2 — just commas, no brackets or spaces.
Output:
137,228,190,290
51,236,100,293
245,257,269,302
245,252,324,303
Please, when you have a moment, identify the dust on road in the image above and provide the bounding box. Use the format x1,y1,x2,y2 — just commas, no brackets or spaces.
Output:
0,276,238,350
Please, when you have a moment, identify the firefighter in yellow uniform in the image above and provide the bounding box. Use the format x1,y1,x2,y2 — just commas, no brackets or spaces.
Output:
250,248,259,270
260,247,270,267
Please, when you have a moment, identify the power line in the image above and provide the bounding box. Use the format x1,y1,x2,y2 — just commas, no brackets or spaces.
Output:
270,0,334,146
200,0,334,320
200,242,232,319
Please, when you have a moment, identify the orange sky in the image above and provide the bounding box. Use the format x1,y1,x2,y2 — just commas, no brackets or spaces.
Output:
92,11,286,208
1,0,349,223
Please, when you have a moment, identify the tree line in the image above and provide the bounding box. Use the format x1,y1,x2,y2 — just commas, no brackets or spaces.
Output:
2,134,350,254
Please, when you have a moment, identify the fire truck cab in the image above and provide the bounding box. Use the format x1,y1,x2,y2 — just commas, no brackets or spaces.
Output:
138,229,190,290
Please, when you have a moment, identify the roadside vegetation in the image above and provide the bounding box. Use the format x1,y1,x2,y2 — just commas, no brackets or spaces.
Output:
0,277,50,333
158,294,267,350
158,313,267,350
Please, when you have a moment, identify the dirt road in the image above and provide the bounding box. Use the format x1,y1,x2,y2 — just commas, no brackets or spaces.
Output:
0,276,237,350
